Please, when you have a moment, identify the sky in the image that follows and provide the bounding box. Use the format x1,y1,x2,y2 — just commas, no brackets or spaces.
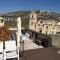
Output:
0,0,60,14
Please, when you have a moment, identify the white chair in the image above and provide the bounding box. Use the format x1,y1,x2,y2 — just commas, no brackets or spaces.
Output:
5,40,19,60
21,35,30,43
0,42,3,60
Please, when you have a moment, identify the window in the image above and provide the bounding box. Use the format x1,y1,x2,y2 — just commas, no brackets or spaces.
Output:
32,15,33,18
35,25,36,27
46,26,48,29
39,30,42,33
43,24,44,27
1,20,3,23
38,24,40,26
53,27,54,29
40,21,43,23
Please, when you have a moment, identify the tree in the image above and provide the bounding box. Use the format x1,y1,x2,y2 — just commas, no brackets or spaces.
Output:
0,26,12,48
0,26,11,41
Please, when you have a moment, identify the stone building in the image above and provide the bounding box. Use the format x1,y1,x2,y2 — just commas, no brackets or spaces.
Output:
29,11,60,35
0,17,4,27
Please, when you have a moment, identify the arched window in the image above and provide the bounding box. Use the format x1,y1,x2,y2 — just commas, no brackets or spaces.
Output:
40,21,43,23
1,20,3,23
38,24,40,26
32,15,33,18
53,27,54,29
35,25,36,27
46,26,48,29
43,24,44,27
39,30,42,33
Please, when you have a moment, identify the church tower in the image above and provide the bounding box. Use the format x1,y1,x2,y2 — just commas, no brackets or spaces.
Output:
29,11,37,31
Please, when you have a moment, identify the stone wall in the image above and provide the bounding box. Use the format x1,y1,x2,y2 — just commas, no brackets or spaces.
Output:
51,34,60,48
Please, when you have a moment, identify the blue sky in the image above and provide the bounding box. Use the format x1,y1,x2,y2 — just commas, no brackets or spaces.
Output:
0,0,60,14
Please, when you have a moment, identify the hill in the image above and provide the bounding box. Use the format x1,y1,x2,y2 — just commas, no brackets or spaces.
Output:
1,10,60,28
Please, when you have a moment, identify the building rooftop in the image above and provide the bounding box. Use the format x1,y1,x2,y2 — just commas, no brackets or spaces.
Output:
0,17,3,20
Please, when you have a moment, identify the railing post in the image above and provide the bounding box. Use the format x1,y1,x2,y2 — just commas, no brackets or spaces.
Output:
4,49,6,60
17,47,19,60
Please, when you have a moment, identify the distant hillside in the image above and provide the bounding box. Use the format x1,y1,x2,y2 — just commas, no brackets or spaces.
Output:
36,11,60,21
1,10,60,28
2,11,31,28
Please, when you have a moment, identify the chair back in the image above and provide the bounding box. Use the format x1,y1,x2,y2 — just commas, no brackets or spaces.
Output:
0,42,3,52
5,40,16,51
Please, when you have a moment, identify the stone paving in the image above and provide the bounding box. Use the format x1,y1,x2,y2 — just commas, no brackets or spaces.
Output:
8,48,60,60
21,39,44,50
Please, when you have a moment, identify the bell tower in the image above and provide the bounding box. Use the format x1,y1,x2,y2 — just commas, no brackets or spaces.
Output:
30,11,37,20
29,11,37,30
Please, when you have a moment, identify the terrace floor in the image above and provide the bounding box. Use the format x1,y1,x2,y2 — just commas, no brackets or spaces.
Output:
9,31,60,60
9,48,60,60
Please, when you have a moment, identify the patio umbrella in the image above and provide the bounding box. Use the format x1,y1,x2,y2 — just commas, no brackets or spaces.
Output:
16,17,21,60
17,17,21,47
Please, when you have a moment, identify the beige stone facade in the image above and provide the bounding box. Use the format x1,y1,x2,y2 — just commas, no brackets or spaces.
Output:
0,17,4,27
29,11,60,35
